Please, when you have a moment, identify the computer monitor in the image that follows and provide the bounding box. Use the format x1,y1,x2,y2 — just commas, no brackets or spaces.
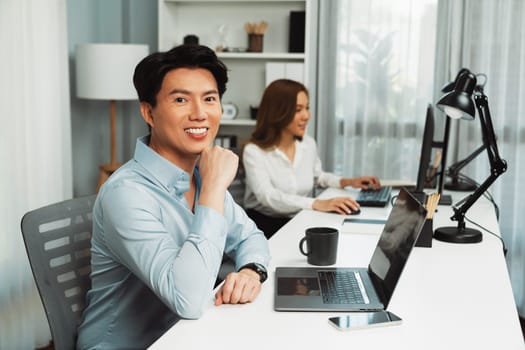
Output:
412,104,453,206
410,104,434,204
433,117,453,206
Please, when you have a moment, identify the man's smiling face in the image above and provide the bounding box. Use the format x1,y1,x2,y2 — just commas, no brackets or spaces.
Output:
144,67,222,165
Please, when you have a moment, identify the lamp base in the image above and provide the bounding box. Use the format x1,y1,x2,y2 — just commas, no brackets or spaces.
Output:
97,163,121,192
444,178,477,191
434,226,482,244
438,194,452,205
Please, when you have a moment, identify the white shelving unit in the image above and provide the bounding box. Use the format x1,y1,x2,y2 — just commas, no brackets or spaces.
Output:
217,52,305,60
219,119,256,126
158,0,311,130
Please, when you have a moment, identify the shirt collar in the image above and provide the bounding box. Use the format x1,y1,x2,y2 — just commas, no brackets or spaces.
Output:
134,135,192,196
272,139,306,164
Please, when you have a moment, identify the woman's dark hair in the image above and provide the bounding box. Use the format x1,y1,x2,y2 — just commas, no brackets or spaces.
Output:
249,79,308,149
133,44,228,107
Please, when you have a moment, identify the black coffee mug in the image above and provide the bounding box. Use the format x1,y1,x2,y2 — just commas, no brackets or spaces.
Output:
299,227,339,266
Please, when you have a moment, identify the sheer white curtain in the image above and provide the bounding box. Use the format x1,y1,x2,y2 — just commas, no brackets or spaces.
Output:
316,0,438,180
436,0,525,317
0,0,73,348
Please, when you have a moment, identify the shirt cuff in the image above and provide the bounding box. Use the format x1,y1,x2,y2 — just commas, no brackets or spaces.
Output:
319,173,342,188
297,197,315,210
189,205,228,248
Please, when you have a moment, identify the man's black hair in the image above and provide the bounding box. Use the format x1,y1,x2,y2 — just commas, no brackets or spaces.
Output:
133,44,228,107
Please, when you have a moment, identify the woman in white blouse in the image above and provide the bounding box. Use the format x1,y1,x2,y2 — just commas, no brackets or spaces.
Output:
242,79,380,238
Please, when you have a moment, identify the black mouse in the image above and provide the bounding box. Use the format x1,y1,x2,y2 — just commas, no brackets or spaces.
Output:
349,207,361,215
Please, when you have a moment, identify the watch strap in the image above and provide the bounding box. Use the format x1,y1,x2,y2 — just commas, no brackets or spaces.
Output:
238,263,268,283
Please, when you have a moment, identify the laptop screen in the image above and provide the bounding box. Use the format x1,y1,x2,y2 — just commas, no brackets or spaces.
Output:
367,188,427,307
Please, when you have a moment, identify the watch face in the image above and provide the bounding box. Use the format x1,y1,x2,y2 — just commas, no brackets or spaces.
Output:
222,102,238,119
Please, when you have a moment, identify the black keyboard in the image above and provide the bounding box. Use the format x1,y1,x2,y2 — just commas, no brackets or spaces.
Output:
356,186,392,207
318,271,364,304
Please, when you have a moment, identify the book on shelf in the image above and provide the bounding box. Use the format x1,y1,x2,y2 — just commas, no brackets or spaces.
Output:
214,134,238,151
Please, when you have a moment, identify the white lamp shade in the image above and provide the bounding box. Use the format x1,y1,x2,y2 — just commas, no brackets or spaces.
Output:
442,106,465,120
76,43,149,100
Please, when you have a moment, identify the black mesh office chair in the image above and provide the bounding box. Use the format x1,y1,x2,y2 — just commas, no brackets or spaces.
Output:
20,195,96,350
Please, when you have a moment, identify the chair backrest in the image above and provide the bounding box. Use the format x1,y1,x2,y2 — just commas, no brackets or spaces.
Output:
228,162,246,207
21,195,96,350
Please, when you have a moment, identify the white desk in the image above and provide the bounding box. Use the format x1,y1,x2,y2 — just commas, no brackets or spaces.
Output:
150,188,524,350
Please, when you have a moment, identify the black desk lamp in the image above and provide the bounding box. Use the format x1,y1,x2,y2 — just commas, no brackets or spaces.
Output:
442,70,488,192
434,69,507,244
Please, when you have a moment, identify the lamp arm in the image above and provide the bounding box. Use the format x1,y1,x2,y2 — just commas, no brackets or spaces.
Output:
475,93,505,170
450,93,507,223
446,143,486,178
450,171,500,223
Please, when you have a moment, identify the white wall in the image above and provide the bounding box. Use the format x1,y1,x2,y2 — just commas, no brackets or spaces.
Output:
67,0,158,196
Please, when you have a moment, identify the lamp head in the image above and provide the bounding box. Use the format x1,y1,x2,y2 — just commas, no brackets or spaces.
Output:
437,71,477,120
440,68,471,93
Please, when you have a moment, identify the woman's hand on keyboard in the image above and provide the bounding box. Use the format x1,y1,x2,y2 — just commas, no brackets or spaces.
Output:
312,197,360,215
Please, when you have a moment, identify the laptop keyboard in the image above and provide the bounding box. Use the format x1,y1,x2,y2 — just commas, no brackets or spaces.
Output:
318,271,364,304
356,186,392,207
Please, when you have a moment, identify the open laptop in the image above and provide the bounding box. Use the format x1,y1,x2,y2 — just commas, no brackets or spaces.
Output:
274,188,427,312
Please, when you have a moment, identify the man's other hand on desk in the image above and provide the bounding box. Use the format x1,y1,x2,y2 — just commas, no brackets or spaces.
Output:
214,269,262,306
313,197,360,215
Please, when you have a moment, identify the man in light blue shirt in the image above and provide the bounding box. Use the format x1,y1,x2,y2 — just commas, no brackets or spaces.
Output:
77,44,270,350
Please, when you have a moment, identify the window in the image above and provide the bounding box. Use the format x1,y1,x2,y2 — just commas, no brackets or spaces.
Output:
317,0,438,181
